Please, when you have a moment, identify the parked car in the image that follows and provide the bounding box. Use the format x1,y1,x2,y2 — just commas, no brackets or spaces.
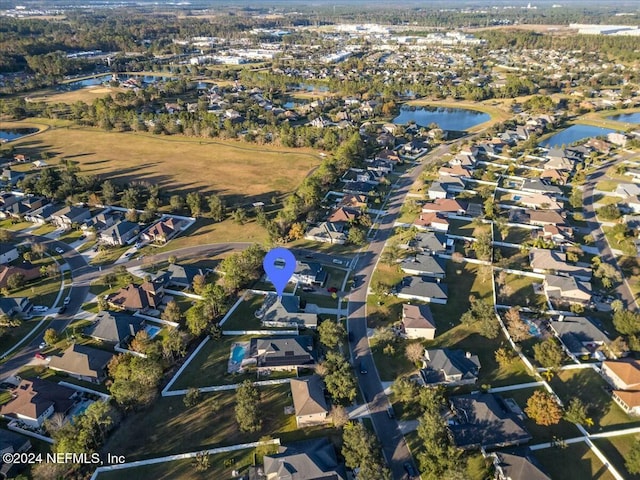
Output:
332,259,342,265
58,306,67,314
302,287,315,292
34,352,45,360
55,247,64,254
63,297,71,305
38,342,47,349
387,407,395,419
359,360,367,374
32,306,47,312
403,462,418,479
348,331,354,342
327,287,338,293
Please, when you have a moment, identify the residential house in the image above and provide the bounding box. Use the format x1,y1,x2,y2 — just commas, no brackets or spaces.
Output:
548,316,610,358
98,220,140,246
259,295,318,330
625,168,640,182
48,344,114,384
24,203,61,225
292,262,327,286
84,310,143,345
0,264,40,290
608,132,628,147
414,212,450,232
428,175,466,200
342,181,375,196
543,156,574,172
304,222,347,245
535,224,575,245
421,198,467,217
402,304,436,340
602,359,640,391
448,393,532,450
261,438,347,480
0,243,18,265
412,232,448,254
540,169,569,185
327,207,360,226
513,193,562,211
0,379,77,429
366,159,394,174
107,281,163,312
0,297,31,317
612,390,640,416
50,205,91,230
375,148,401,164
439,165,472,178
400,253,446,278
248,336,316,371
1,168,25,185
290,375,328,427
526,209,566,227
521,179,562,197
337,194,367,210
543,275,592,305
421,349,480,386
615,183,640,198
160,263,205,289
397,276,448,304
491,449,551,480
0,429,32,479
529,249,592,281
141,217,183,244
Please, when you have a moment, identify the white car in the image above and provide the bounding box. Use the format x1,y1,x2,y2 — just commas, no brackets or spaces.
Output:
55,247,64,254
32,305,47,312
39,342,47,349
63,297,71,305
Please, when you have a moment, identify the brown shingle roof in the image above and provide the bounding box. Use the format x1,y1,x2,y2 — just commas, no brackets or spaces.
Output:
604,359,640,388
290,375,328,417
0,379,75,421
48,344,114,381
402,304,436,330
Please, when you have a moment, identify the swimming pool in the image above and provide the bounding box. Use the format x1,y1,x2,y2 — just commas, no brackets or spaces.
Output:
144,325,161,338
524,318,541,337
231,344,246,364
69,401,91,424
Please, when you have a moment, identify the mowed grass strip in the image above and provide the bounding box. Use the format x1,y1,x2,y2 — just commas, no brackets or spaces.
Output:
9,120,321,204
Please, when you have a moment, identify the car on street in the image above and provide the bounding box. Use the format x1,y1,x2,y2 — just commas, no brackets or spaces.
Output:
359,360,367,374
39,342,47,349
348,331,354,342
58,305,67,314
63,297,71,305
327,287,338,293
302,287,315,292
332,259,342,265
403,462,418,479
32,306,47,312
34,352,45,360
55,247,64,254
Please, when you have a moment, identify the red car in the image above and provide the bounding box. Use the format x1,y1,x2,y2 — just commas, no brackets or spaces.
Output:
327,287,338,293
34,352,45,360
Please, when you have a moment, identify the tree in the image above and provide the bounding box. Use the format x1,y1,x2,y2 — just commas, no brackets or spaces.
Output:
235,380,262,433
460,297,499,339
0,229,13,242
525,391,562,426
348,226,367,246
287,222,305,240
342,422,390,480
322,351,357,405
169,195,185,212
192,451,210,472
186,303,209,336
207,194,225,222
594,263,622,289
101,180,117,205
613,310,640,336
392,377,420,404
330,405,349,428
611,299,624,313
130,330,151,354
406,342,425,365
43,328,59,346
231,208,247,225
504,307,530,342
533,338,564,369
564,398,592,426
318,319,346,350
186,192,204,217
472,231,492,261
161,300,182,323
183,387,202,408
495,347,515,368
609,336,629,358
121,187,141,210
108,354,163,410
6,272,25,290
626,439,640,474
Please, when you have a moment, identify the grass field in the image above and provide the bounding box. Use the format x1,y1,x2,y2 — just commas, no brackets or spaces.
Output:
594,435,640,480
27,85,124,105
535,442,615,480
8,119,322,205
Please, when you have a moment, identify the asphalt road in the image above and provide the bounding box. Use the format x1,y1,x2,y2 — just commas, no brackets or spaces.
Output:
347,144,450,479
582,154,638,311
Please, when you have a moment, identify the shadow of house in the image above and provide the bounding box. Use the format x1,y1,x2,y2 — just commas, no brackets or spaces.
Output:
448,393,532,450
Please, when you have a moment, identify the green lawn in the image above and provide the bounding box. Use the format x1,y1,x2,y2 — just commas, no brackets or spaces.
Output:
30,223,57,236
0,317,49,357
603,226,637,256
496,273,547,309
448,219,491,238
370,337,416,382
595,180,619,192
58,229,85,244
0,219,33,231
499,226,533,245
9,262,63,308
89,270,140,297
96,448,257,480
300,292,338,309
101,384,338,461
593,435,640,480
535,442,615,480
90,246,130,267
550,369,640,433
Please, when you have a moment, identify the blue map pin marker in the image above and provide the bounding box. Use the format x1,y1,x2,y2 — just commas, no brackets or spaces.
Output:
263,247,296,299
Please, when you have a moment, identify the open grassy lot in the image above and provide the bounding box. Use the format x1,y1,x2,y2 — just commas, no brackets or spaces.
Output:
221,294,269,332
102,384,340,460
8,119,321,205
9,259,63,308
536,442,615,480
28,85,123,105
603,225,637,256
498,226,534,245
550,368,640,433
595,180,619,192
594,435,640,480
448,218,491,238
0,317,49,357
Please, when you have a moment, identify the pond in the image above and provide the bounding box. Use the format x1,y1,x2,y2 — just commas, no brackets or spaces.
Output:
296,83,330,92
62,74,111,90
393,106,490,131
539,124,618,148
607,112,640,124
0,127,39,142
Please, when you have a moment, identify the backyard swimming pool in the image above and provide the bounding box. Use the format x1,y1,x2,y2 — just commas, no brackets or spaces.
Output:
144,325,161,338
524,318,541,337
231,344,247,364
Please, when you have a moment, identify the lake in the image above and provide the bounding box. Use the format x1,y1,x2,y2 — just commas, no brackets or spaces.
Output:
63,74,111,89
393,106,490,131
539,125,617,148
0,128,39,142
607,112,640,124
